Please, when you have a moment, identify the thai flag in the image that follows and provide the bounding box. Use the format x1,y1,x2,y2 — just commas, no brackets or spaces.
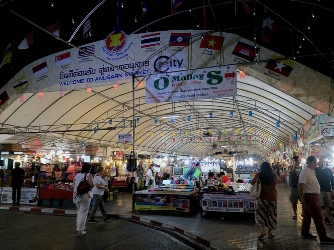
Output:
172,0,183,14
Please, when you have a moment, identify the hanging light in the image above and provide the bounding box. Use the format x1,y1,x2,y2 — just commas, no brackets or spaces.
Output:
60,90,65,97
154,117,158,123
136,117,140,123
151,132,154,137
94,128,98,134
223,129,227,134
170,116,175,123
122,118,126,125
38,92,44,99
264,133,269,138
109,119,113,124
51,1,54,7
239,71,246,79
161,132,164,137
248,127,253,133
230,111,234,118
72,16,75,24
86,88,92,92
138,81,142,88
235,128,239,134
121,1,124,8
276,121,281,128
308,25,310,29
134,16,137,23
20,94,25,102
209,112,213,118
185,131,188,135
248,110,253,116
187,115,191,121
311,13,315,18
172,131,176,136
114,84,119,90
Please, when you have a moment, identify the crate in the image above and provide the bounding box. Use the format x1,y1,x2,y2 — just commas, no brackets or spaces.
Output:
52,199,59,207
1,144,22,151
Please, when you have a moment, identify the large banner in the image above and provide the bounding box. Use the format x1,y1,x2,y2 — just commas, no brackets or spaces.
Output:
145,65,237,103
0,29,332,114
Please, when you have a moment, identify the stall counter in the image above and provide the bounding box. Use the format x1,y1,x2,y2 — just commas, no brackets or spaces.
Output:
133,189,197,213
39,189,73,200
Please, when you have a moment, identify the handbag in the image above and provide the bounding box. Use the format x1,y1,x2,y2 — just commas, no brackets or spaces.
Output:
148,179,153,185
250,177,261,197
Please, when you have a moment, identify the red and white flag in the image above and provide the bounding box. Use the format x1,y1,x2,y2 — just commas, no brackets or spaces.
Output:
32,62,48,78
55,52,71,66
83,19,91,41
46,21,60,37
18,31,34,50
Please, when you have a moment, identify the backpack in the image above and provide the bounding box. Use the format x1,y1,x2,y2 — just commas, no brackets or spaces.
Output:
77,173,91,194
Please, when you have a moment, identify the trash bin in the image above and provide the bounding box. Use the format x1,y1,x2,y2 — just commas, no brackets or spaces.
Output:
113,189,118,200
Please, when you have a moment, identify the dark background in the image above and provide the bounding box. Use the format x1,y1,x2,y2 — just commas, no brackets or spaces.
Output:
0,0,333,87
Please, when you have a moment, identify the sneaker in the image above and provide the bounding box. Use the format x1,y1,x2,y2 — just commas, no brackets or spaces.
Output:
324,217,333,225
16,203,20,206
104,218,109,222
301,234,317,239
88,219,98,224
12,202,15,206
320,237,334,244
77,231,87,237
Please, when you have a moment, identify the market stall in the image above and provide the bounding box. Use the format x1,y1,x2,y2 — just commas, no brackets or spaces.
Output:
133,184,198,213
200,183,256,216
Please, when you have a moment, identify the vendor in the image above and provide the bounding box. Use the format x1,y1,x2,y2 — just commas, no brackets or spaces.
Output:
220,172,231,184
205,171,217,185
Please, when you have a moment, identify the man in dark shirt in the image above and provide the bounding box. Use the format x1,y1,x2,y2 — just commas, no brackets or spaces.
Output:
289,156,303,219
315,157,334,225
11,162,25,206
136,161,144,191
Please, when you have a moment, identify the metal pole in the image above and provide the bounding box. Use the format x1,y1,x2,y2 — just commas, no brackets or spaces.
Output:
132,74,136,212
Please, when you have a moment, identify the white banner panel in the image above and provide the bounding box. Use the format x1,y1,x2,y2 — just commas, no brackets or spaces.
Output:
145,65,237,103
118,133,132,143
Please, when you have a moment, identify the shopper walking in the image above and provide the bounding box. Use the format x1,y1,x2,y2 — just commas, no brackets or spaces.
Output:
88,166,109,224
136,161,144,190
298,156,334,244
11,162,25,206
251,161,279,239
145,164,155,187
288,156,303,220
73,163,94,237
315,157,334,225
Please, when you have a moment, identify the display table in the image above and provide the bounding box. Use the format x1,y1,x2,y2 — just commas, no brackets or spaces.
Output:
39,189,73,200
133,189,197,213
200,191,256,216
0,187,38,205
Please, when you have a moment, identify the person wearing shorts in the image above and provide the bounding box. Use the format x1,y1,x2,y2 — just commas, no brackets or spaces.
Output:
315,157,334,225
289,156,303,219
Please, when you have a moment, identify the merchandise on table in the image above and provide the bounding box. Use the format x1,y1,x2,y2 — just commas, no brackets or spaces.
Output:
133,184,197,212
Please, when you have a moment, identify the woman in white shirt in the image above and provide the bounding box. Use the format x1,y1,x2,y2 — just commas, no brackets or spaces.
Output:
88,166,109,223
73,163,94,237
145,165,155,187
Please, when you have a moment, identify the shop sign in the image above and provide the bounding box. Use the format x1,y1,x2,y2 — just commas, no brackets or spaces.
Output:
302,115,321,143
145,65,237,103
318,114,334,137
117,134,132,143
0,187,38,205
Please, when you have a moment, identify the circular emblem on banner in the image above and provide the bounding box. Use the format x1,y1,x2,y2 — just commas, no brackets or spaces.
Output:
105,30,127,52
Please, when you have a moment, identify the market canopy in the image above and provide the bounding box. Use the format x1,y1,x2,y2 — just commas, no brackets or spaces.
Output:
0,0,332,157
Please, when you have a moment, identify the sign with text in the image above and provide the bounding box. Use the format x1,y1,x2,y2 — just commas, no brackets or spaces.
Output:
1,187,38,205
145,66,237,103
117,134,132,143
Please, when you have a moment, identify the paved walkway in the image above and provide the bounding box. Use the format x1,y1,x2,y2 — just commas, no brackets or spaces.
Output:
1,183,334,249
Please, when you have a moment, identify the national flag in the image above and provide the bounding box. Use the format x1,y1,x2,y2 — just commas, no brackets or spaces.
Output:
203,0,207,29
232,41,259,61
0,43,12,69
169,32,191,46
242,1,252,15
45,21,60,37
32,61,48,78
141,1,147,17
262,7,277,42
0,91,10,108
78,45,95,58
172,0,183,14
12,75,28,94
141,33,160,48
265,55,295,77
200,35,224,50
18,31,34,50
115,1,124,33
55,52,71,66
83,19,92,41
